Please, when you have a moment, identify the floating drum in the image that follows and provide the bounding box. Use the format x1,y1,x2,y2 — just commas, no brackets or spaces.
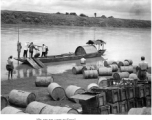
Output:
8,89,36,107
1,96,8,110
104,60,117,67
25,101,48,114
65,85,85,103
48,82,65,101
87,83,99,92
98,67,112,76
1,106,25,114
123,61,130,66
128,107,151,115
129,73,138,80
110,64,118,72
98,77,108,87
113,72,130,80
83,70,98,79
35,76,54,87
72,66,83,74
124,59,133,65
41,105,78,114
120,66,133,73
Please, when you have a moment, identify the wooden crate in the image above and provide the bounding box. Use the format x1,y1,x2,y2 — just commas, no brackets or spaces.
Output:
144,96,151,107
135,97,145,108
127,98,136,111
82,106,101,114
79,91,106,107
106,87,120,104
100,105,110,114
109,102,120,114
126,87,135,99
135,84,145,98
119,87,127,101
119,100,128,114
144,83,151,96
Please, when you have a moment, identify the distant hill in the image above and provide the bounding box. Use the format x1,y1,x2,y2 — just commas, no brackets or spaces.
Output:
1,10,151,28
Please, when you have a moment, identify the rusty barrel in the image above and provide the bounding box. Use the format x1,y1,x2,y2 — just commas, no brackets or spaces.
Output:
1,96,8,110
8,89,36,107
124,59,133,65
48,82,66,101
72,66,83,74
129,73,138,80
40,105,78,114
128,107,151,115
87,83,99,92
104,60,117,67
35,76,54,87
98,77,108,87
82,65,95,73
123,61,130,66
65,85,85,103
1,106,25,114
83,70,98,79
110,64,118,72
25,101,48,114
98,67,112,76
113,72,130,80
120,66,134,73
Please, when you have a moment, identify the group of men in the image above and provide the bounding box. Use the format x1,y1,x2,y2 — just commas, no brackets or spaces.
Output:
17,41,48,58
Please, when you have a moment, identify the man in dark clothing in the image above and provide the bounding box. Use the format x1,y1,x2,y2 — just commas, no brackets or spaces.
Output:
29,42,37,58
137,56,148,81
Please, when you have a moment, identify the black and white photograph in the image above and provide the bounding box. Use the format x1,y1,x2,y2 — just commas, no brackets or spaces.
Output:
0,0,151,119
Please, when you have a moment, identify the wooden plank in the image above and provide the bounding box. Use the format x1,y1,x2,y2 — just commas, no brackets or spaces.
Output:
26,58,40,69
70,94,95,100
32,58,45,68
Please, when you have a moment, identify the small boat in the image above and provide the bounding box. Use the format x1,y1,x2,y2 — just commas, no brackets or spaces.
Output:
14,40,106,64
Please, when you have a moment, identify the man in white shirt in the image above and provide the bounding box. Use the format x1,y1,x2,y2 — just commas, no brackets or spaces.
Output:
137,56,149,81
23,42,29,58
41,44,46,57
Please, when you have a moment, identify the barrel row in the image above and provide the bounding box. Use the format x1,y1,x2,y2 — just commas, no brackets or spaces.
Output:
1,101,78,114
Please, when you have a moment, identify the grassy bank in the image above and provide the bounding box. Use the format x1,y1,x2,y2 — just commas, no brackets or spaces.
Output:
1,10,151,28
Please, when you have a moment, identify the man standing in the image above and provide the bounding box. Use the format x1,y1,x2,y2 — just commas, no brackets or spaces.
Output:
17,41,22,58
23,42,29,58
41,44,46,57
137,56,149,81
29,42,37,58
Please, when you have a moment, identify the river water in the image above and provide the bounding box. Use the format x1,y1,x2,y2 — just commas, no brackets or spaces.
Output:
1,24,151,81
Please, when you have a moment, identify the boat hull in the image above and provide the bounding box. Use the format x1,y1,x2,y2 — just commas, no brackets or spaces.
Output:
14,50,106,64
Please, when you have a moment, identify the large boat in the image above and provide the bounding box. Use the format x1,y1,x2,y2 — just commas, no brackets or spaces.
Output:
14,40,106,64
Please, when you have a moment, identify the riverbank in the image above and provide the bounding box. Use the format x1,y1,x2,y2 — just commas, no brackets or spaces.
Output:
1,57,151,113
1,10,151,28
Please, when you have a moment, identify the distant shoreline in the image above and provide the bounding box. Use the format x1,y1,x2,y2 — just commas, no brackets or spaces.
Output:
1,10,151,28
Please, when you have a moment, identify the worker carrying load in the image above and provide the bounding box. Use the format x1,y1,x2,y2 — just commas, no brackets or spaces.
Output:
137,56,149,81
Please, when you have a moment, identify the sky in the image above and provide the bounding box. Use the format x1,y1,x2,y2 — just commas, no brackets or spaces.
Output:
0,0,151,20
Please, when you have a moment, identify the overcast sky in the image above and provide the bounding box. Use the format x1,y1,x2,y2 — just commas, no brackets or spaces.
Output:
1,0,151,20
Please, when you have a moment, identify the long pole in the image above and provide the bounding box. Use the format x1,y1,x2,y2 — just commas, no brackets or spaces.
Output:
94,27,96,41
17,24,20,65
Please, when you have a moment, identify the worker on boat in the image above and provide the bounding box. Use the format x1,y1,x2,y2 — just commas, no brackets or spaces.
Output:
29,42,38,58
23,42,29,58
17,41,22,58
137,56,149,81
34,46,40,58
6,56,14,80
45,46,49,57
41,44,46,57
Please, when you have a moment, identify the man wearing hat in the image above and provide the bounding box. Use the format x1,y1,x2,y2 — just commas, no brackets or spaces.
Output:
137,56,149,81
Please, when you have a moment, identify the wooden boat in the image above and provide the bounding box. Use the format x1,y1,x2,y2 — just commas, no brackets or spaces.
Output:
14,40,106,64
